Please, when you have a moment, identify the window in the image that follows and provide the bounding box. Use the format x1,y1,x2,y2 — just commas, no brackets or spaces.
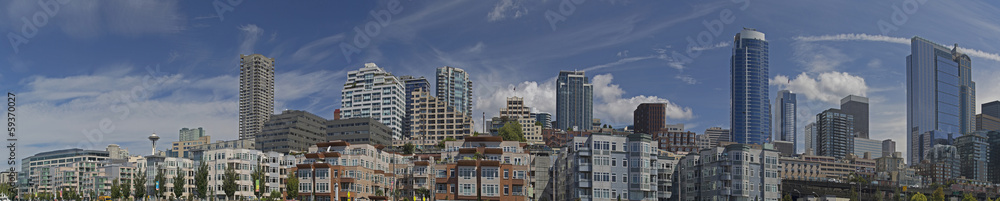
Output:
459,168,476,179
460,184,474,196
504,169,509,179
504,185,509,195
623,159,627,167
515,171,525,179
482,168,498,180
482,184,499,197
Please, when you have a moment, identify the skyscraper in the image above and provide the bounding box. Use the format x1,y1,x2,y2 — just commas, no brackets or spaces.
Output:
239,54,275,140
983,101,1000,118
730,28,770,145
773,90,796,150
817,108,854,159
883,139,896,158
401,75,430,138
841,95,870,139
907,37,976,164
436,66,473,117
556,70,593,131
341,63,406,140
805,122,816,154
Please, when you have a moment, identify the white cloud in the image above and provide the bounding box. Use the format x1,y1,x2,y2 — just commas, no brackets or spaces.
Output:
467,42,487,54
792,33,909,45
291,34,346,65
238,24,264,55
2,0,184,39
473,78,558,131
771,72,868,104
793,33,1000,62
582,56,656,74
792,42,851,73
675,74,697,85
487,0,528,22
689,41,730,51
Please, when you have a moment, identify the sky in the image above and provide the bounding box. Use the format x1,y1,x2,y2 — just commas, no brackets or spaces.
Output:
3,0,1000,168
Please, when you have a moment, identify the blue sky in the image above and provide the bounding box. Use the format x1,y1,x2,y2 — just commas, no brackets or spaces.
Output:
3,0,1000,167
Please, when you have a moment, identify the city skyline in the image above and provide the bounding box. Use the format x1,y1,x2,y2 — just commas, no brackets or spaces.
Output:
7,0,1000,167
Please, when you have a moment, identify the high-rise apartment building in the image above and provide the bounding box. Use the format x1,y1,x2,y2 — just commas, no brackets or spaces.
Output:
907,37,976,165
730,28,771,145
916,145,959,185
841,95,869,139
556,70,593,131
170,135,210,158
634,103,666,135
106,144,130,160
955,131,989,184
179,127,206,142
677,143,782,201
816,109,854,159
436,66,474,117
984,131,1000,184
239,54,275,140
401,75,430,138
499,97,543,144
257,110,327,153
406,87,474,146
773,90,797,150
341,63,406,140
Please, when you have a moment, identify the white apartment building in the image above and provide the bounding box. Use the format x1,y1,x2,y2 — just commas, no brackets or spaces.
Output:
341,63,406,140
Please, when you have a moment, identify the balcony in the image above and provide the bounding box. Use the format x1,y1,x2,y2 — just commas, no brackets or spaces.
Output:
578,148,591,156
436,190,448,194
720,187,731,195
721,173,731,180
578,163,592,172
579,180,592,188
721,161,732,166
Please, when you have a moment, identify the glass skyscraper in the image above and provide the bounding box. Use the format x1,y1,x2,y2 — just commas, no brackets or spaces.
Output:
436,66,473,117
401,75,430,138
730,28,770,145
556,70,593,131
773,90,796,152
907,37,976,164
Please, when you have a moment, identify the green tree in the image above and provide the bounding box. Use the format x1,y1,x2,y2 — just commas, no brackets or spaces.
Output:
122,176,132,199
963,193,978,201
154,168,167,198
173,166,186,199
783,193,793,201
535,121,543,127
933,187,945,201
403,143,415,155
986,197,993,201
223,164,238,200
195,162,209,199
252,162,265,199
911,193,927,201
134,169,147,200
286,172,299,200
270,190,282,200
110,179,121,199
0,182,14,197
499,121,526,142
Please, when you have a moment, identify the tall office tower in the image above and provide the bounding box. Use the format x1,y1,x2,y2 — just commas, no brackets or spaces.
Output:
977,114,1000,131
704,127,731,146
436,66,473,117
816,108,854,159
634,103,666,135
907,37,976,164
983,101,1000,118
773,90,797,150
499,97,543,144
341,63,406,140
841,95,870,139
531,113,552,129
256,110,327,153
401,75,430,138
179,127,206,142
805,122,817,155
854,137,883,158
730,28,771,145
556,70,593,131
239,54,275,140
985,131,1000,184
882,139,896,158
955,132,989,183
